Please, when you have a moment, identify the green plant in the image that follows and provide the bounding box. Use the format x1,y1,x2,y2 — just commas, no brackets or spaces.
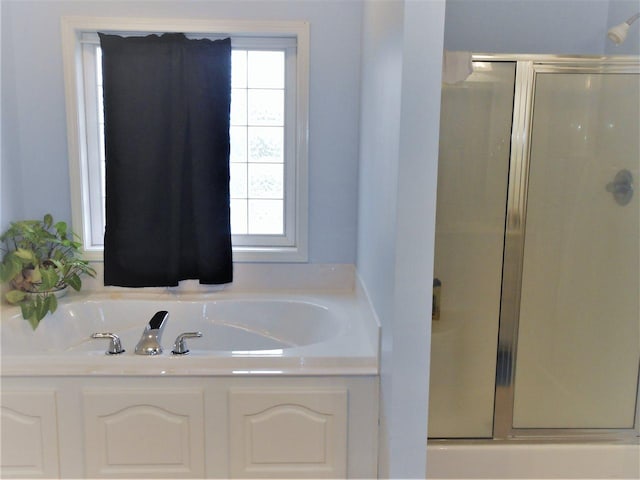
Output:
0,214,96,329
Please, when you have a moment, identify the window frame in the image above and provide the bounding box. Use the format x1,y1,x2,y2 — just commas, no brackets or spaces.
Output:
61,17,309,262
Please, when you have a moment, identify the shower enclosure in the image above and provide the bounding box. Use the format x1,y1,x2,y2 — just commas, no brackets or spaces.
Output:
429,55,639,440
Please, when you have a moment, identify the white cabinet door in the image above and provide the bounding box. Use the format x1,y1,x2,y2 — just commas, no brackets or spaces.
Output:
0,390,60,478
229,388,347,478
83,389,205,478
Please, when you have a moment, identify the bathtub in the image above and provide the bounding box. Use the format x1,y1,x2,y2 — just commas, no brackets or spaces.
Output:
0,268,381,478
1,289,379,376
426,441,640,479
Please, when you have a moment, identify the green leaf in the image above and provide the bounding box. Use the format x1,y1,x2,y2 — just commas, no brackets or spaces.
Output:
11,253,25,270
5,289,26,304
26,267,42,285
54,221,68,237
50,259,64,271
26,315,39,330
40,267,59,291
0,255,22,282
14,248,35,262
35,296,49,323
43,214,53,228
47,293,58,314
67,274,81,291
20,301,33,319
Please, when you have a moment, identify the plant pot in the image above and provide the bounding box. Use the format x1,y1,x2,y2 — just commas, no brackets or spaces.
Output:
24,285,69,300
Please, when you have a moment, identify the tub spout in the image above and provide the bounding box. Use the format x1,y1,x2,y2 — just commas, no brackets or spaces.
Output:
134,311,169,355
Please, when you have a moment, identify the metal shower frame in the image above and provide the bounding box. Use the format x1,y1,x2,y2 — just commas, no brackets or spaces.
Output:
469,54,640,442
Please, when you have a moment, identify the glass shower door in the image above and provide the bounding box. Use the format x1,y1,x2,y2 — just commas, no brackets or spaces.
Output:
512,70,640,429
428,61,515,438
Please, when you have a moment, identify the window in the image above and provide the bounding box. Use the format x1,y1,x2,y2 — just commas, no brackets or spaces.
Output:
62,18,309,262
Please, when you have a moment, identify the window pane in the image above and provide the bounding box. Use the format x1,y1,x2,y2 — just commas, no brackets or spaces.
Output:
231,89,247,125
248,89,283,126
231,50,247,89
230,126,247,163
230,163,248,199
230,199,248,235
248,199,283,234
248,126,283,163
248,51,284,89
248,163,283,199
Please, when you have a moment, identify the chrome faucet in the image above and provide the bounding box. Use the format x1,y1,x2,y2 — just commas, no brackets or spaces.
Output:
172,331,203,355
91,332,125,355
134,311,169,355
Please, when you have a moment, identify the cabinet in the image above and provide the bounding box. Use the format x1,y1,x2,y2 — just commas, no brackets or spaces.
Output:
1,376,378,479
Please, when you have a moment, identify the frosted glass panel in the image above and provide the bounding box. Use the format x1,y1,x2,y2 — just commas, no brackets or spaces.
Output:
248,164,283,199
248,127,284,163
248,200,283,234
231,50,247,88
248,51,284,88
228,49,287,236
248,90,284,126
429,62,515,438
513,73,640,428
231,89,248,125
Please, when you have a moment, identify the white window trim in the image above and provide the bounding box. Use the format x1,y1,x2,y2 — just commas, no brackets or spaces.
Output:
61,16,309,263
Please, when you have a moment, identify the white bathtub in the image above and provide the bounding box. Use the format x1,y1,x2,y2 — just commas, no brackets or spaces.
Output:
427,441,640,479
0,267,381,478
1,290,379,376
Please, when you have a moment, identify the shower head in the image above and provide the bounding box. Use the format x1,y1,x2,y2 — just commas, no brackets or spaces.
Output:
608,12,640,45
607,22,629,44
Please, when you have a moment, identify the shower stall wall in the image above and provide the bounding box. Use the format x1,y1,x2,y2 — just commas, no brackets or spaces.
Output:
429,55,640,441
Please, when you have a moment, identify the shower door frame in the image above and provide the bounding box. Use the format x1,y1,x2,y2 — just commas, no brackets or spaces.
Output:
479,54,640,441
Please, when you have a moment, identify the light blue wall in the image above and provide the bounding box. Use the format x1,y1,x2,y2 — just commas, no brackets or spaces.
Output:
0,0,362,263
356,1,637,477
357,0,445,477
0,21,23,231
444,0,639,55
357,1,403,469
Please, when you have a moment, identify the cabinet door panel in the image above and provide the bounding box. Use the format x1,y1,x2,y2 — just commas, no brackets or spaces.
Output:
229,389,347,478
83,389,204,478
1,391,59,478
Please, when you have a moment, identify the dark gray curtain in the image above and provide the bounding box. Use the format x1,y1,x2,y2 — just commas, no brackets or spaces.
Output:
99,33,232,287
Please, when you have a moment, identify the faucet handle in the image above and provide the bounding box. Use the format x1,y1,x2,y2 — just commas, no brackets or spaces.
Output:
172,331,203,355
91,332,125,355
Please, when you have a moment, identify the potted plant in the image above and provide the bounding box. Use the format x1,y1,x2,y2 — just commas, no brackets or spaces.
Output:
0,214,96,329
